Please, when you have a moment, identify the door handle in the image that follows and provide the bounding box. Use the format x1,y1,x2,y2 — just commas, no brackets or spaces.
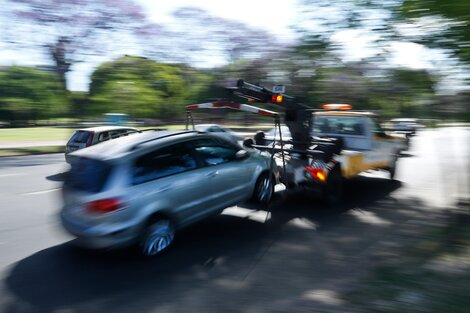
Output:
206,171,219,177
157,184,173,192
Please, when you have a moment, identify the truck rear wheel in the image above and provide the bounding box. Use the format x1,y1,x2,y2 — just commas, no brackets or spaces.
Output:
323,166,343,207
389,154,398,180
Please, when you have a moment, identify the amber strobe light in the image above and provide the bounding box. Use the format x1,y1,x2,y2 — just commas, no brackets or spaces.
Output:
322,104,352,110
271,94,283,103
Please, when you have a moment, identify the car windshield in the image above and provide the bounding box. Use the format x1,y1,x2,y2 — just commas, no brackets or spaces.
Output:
312,116,365,136
65,157,113,192
69,130,91,143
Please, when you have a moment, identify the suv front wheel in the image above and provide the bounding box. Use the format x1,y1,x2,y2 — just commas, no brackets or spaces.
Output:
252,173,274,204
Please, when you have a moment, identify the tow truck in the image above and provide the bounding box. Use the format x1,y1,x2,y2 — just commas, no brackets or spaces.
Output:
186,80,408,205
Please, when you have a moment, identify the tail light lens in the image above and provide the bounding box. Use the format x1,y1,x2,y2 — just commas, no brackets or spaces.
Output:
86,198,123,214
305,166,327,182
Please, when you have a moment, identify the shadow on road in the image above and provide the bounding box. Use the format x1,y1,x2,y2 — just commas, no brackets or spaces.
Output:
5,176,427,313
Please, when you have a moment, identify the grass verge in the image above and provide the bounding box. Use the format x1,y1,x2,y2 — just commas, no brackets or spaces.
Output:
346,209,470,313
0,146,64,157
0,127,74,142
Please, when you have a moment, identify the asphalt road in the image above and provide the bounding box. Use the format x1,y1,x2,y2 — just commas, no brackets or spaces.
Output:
0,127,468,313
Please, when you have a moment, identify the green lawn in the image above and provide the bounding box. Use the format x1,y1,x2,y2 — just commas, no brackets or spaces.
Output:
0,127,74,142
0,123,271,143
0,146,65,157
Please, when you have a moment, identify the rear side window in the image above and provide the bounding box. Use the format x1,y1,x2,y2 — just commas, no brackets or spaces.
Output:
65,157,113,193
132,143,197,185
98,131,110,142
191,138,238,166
209,126,225,133
69,131,90,144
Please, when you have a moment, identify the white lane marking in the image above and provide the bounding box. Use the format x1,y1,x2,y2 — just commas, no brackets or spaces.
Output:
22,188,61,196
0,173,24,177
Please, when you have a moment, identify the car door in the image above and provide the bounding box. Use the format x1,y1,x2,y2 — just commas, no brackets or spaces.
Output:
190,137,254,209
129,142,216,226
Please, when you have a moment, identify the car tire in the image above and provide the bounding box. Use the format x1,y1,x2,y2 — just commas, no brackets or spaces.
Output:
141,219,175,256
323,165,343,207
252,173,274,204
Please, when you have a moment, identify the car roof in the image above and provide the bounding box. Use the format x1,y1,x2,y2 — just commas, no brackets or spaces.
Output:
194,124,226,128
70,130,201,161
76,126,138,132
314,111,376,117
390,118,418,122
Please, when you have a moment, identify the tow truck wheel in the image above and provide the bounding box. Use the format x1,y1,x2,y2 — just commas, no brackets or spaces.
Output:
253,173,274,204
389,154,398,180
323,166,343,207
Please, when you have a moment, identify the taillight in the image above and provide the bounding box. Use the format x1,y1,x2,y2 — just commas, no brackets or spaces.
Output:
305,166,327,182
86,198,123,214
86,131,95,147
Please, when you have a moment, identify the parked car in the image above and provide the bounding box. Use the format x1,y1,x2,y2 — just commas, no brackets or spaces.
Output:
65,126,140,163
264,125,292,144
60,130,276,256
194,124,242,145
388,118,423,137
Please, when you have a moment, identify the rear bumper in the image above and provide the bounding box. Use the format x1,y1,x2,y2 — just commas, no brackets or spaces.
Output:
60,211,139,249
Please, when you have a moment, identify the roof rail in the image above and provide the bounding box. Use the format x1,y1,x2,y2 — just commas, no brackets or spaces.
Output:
140,128,167,132
128,130,201,151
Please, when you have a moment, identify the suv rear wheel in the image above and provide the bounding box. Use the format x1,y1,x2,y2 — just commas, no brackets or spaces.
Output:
141,219,175,256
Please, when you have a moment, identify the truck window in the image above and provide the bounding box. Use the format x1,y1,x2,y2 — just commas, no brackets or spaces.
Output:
313,116,365,136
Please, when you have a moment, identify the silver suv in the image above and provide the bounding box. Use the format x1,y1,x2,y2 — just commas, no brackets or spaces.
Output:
60,130,276,256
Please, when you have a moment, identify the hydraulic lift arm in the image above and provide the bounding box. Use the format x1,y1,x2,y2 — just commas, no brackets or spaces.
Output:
230,80,312,150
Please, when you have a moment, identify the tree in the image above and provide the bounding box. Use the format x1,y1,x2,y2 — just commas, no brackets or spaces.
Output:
0,66,67,125
3,0,146,90
89,56,188,119
138,7,279,66
401,0,470,64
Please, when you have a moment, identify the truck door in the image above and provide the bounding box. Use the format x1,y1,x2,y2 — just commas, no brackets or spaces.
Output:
368,118,393,167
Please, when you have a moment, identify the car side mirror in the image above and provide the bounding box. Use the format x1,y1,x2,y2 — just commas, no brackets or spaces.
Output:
235,149,249,160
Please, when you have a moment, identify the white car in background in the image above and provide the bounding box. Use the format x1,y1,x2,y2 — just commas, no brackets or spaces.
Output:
194,124,242,145
65,126,140,163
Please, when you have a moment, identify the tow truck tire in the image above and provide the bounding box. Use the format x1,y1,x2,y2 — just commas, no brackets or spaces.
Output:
389,154,398,180
252,173,274,205
323,165,343,207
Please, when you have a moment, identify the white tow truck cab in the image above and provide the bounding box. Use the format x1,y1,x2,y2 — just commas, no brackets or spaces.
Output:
311,107,407,179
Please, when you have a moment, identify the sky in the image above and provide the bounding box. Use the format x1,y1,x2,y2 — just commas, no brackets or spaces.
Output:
0,0,464,93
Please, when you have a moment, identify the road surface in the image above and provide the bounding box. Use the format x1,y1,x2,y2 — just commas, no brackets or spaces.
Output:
0,127,468,313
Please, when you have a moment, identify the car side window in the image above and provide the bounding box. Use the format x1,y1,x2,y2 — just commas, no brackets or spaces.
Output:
132,144,197,185
211,126,225,133
109,130,122,139
191,138,238,166
98,131,110,142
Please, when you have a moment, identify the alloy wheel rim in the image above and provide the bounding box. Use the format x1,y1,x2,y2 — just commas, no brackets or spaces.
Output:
258,177,272,203
143,222,174,256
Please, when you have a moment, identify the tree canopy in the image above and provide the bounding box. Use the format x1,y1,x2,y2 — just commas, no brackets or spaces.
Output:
89,56,199,119
0,66,67,124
